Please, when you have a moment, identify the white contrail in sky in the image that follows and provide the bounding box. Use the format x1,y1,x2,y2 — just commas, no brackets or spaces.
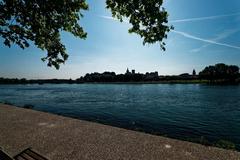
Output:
99,15,116,21
190,29,240,52
170,12,240,23
99,15,240,50
172,30,240,50
98,15,128,23
100,12,240,23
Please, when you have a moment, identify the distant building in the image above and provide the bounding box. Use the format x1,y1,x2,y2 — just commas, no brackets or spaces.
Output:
179,73,190,77
132,69,135,74
125,68,130,75
146,72,158,77
192,69,196,76
145,71,159,80
125,68,136,75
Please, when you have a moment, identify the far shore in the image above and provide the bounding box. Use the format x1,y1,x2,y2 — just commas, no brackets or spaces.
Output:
81,80,238,84
0,79,240,85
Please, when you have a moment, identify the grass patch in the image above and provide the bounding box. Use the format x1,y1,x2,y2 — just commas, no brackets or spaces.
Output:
0,100,13,105
174,136,236,151
215,140,236,150
22,104,34,109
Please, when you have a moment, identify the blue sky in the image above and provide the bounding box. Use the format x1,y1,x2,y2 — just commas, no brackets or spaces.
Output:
0,0,240,79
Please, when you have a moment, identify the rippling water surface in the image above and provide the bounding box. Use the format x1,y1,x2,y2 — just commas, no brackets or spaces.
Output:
0,84,240,148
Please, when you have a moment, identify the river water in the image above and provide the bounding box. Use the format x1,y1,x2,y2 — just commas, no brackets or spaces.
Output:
0,84,239,148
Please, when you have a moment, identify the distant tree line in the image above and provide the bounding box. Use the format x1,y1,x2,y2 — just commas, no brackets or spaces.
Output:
0,63,239,84
77,70,160,82
199,63,239,83
0,78,74,84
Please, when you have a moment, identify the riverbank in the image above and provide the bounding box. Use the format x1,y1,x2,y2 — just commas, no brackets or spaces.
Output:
0,104,239,160
1,77,240,85
1,80,240,85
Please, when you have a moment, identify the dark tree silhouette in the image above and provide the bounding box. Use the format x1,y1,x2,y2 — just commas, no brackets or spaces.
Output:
199,63,239,81
0,0,172,69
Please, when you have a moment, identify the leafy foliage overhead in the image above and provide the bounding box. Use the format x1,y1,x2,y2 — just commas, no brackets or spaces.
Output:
0,0,88,69
0,0,172,69
106,0,172,48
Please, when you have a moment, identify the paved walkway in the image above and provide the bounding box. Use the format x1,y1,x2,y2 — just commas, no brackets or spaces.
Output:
0,104,239,160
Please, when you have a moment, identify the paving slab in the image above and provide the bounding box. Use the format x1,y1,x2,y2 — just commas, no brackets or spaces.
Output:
0,104,239,160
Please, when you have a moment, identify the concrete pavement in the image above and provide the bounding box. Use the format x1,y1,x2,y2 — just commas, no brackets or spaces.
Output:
0,104,239,160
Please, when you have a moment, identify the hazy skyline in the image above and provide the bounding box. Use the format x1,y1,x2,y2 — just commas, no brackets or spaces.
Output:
0,0,240,79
